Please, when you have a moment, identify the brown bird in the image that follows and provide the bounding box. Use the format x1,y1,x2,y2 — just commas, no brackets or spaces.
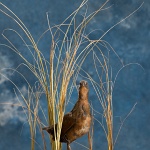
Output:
42,80,92,150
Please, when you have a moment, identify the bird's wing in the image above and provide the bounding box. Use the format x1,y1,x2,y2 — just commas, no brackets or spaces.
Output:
61,112,76,135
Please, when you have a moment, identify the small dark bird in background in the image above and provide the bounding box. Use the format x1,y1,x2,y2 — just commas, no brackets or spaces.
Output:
42,80,92,150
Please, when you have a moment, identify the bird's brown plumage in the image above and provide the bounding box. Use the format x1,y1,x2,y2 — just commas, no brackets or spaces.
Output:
42,80,91,150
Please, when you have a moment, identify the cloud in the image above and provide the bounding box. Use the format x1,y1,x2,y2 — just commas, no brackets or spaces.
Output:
0,86,27,126
0,52,13,84
119,17,138,29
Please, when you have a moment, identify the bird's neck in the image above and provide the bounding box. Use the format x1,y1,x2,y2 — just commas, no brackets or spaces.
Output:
79,94,88,101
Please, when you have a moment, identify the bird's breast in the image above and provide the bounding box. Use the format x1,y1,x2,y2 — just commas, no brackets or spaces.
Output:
77,115,91,135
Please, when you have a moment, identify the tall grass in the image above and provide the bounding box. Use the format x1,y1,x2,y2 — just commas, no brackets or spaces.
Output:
0,1,144,150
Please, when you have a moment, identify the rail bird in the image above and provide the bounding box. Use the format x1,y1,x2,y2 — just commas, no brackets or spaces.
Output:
43,80,91,150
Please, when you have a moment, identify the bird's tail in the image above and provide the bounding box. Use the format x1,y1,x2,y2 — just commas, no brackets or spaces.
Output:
42,125,56,140
42,126,54,134
42,127,50,131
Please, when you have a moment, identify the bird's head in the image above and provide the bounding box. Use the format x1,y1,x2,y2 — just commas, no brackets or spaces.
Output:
79,80,89,100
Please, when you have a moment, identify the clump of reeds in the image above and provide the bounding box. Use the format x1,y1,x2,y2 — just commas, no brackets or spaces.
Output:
0,1,144,150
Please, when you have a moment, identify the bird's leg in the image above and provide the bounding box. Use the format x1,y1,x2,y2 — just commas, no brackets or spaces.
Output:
63,135,71,150
67,143,71,150
88,131,92,150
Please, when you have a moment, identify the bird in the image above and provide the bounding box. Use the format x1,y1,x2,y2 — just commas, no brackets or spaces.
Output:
42,80,92,150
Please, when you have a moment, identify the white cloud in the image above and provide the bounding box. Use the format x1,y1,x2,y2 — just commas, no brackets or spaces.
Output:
0,86,27,126
0,52,13,84
120,17,137,29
